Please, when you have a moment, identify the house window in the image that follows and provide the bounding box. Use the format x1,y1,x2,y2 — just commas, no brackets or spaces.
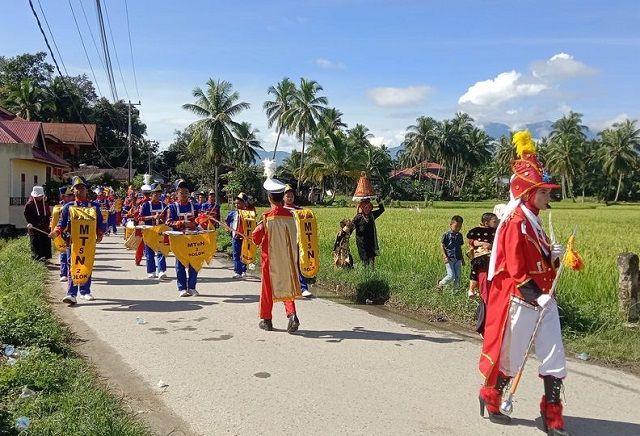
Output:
34,175,38,185
21,173,26,198
46,167,51,182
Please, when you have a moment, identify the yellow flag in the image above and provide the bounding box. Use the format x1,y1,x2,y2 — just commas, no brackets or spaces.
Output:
142,225,171,257
51,204,67,252
169,233,211,272
201,231,217,264
69,206,97,285
293,208,320,278
239,210,257,265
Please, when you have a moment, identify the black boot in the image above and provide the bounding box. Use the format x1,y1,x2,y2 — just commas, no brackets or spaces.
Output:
541,376,570,436
479,373,511,425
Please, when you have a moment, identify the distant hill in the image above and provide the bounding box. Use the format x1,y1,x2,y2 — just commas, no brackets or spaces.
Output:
256,149,291,166
484,121,597,140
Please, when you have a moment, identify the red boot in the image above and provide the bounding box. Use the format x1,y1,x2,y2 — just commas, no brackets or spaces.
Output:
479,373,511,425
541,376,570,435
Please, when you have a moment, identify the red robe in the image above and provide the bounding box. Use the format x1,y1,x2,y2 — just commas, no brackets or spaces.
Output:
252,205,301,320
479,205,557,386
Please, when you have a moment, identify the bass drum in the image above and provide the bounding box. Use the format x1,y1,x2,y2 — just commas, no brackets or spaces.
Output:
124,219,135,240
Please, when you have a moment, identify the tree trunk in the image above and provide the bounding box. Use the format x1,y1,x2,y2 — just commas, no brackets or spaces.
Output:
296,131,306,196
271,127,283,160
614,172,623,202
214,165,219,201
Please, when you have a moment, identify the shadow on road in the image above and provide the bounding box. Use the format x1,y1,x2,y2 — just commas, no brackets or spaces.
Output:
74,298,217,313
565,416,640,436
297,326,463,343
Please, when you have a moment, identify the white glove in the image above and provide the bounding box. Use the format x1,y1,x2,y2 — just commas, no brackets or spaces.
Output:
536,294,553,308
551,243,564,261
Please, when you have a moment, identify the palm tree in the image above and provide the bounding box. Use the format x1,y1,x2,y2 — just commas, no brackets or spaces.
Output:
5,78,53,121
182,79,250,199
231,122,263,165
263,77,296,160
548,111,588,201
286,78,328,194
493,133,516,197
598,119,640,202
318,107,347,133
305,129,364,200
404,116,441,182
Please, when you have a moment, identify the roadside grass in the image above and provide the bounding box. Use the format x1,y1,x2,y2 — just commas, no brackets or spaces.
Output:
0,237,149,435
310,201,640,370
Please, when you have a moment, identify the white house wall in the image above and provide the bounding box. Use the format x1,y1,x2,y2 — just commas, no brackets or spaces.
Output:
1,143,49,227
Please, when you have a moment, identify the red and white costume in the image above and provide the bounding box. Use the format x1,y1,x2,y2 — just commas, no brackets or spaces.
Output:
252,205,301,320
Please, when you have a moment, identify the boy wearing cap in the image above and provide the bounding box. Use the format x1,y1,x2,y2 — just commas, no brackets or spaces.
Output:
24,185,52,262
166,180,201,297
252,161,301,333
49,176,104,304
139,183,167,279
478,131,569,435
199,192,221,229
283,184,312,297
224,192,249,278
55,186,74,281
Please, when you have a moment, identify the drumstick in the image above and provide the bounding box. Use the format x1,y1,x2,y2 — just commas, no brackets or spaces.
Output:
27,223,49,236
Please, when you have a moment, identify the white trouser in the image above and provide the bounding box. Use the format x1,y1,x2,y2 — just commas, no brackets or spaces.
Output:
499,296,567,379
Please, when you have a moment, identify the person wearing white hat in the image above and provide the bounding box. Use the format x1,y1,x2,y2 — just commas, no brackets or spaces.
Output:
251,160,302,333
24,185,52,261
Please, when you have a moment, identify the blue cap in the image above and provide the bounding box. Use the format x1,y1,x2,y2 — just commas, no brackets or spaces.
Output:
235,192,249,203
173,179,189,191
70,176,87,188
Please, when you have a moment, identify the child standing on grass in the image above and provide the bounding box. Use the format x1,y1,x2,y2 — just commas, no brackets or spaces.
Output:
437,215,465,291
466,212,499,298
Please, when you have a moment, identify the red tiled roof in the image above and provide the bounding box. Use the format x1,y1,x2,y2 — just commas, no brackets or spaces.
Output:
32,147,71,168
43,123,96,145
66,167,131,181
0,120,42,144
0,106,24,121
390,164,444,180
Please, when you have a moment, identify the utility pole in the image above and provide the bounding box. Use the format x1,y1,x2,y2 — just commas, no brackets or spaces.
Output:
127,100,141,184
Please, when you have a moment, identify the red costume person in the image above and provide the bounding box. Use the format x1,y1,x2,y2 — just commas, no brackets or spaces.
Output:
478,130,569,436
251,160,302,333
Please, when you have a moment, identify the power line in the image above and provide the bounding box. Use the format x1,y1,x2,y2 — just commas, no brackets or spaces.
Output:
124,0,141,102
101,0,130,101
95,0,118,101
67,0,103,98
78,0,107,74
27,0,116,170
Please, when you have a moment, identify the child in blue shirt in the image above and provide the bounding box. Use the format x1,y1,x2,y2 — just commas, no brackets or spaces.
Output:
437,215,465,290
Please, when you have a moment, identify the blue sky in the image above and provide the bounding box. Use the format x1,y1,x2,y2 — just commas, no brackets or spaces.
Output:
3,0,639,152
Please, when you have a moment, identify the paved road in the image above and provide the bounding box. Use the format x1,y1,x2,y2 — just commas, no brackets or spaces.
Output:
50,236,640,436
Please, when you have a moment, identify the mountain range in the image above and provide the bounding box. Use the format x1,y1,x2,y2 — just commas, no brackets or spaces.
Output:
258,121,599,164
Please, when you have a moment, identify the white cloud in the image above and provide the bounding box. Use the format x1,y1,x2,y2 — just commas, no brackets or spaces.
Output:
458,53,598,128
458,71,548,106
367,86,432,108
316,58,346,69
588,113,630,133
531,53,597,81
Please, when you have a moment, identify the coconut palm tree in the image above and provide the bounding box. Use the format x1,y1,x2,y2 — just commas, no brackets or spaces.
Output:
318,107,347,133
263,77,296,160
598,119,640,202
286,78,328,194
5,78,53,121
548,112,588,201
404,116,441,182
182,79,250,199
231,122,263,166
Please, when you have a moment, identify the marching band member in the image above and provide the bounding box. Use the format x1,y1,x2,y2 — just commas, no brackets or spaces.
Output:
284,184,312,297
166,179,201,297
139,183,168,279
55,186,75,281
49,176,104,305
198,191,221,230
95,186,109,235
133,190,151,265
478,130,569,435
224,192,250,278
252,161,302,333
106,189,119,235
